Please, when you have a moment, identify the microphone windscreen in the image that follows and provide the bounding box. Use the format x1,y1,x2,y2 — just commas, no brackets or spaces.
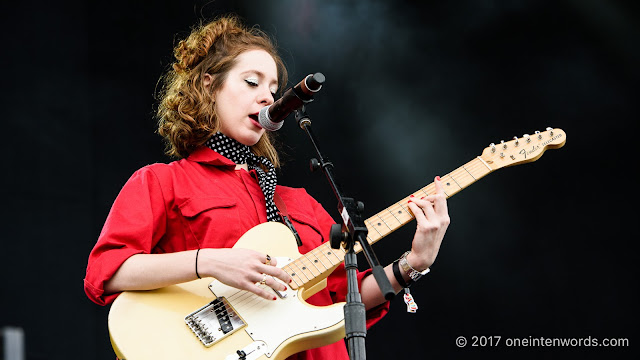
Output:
258,105,283,131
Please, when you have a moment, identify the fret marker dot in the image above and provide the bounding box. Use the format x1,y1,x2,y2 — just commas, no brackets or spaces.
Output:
377,223,381,226
302,267,307,270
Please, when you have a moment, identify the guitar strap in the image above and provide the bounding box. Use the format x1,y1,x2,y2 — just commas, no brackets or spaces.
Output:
274,193,303,247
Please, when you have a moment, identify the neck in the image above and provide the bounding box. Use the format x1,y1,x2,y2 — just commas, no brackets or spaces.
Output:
235,164,249,171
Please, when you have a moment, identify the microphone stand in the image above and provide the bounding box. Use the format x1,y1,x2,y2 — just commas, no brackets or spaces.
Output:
294,104,395,360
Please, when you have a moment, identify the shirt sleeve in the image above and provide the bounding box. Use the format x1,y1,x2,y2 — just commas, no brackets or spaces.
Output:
84,167,168,305
311,196,390,329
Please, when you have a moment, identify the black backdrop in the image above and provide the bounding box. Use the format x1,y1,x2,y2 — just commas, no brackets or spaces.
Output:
1,0,637,359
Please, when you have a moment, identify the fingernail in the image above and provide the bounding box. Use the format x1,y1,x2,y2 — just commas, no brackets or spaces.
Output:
436,176,441,181
273,296,277,301
284,286,288,291
408,199,413,203
410,194,414,197
420,197,425,200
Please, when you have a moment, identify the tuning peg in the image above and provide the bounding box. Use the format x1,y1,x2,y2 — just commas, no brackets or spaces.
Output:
535,130,542,140
546,127,554,136
513,136,519,146
523,134,531,143
490,143,496,153
501,140,507,149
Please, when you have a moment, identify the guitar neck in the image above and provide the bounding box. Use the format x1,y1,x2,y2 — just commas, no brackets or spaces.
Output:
358,156,492,249
285,156,493,289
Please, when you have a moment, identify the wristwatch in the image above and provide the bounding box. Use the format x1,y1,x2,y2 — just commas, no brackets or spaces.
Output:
398,251,430,282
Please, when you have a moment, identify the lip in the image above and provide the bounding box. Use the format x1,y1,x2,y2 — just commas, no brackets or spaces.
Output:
249,113,263,129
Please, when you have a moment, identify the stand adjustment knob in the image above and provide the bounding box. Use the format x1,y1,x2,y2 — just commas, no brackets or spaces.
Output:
309,158,320,172
330,223,347,249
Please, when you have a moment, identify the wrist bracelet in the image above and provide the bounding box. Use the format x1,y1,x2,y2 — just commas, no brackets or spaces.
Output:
398,251,430,282
195,248,202,279
392,260,411,288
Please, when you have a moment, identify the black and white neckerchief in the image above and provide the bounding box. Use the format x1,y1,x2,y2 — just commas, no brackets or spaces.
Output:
205,132,280,222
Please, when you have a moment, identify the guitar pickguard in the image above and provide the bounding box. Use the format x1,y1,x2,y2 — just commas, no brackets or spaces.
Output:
197,256,344,358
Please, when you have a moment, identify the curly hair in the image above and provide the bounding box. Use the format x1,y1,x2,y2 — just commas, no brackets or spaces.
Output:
156,15,288,165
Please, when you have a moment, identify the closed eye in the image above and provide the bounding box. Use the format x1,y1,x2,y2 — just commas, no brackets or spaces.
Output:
245,78,259,87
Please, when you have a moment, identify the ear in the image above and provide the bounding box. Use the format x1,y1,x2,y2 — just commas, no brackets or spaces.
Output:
203,73,213,90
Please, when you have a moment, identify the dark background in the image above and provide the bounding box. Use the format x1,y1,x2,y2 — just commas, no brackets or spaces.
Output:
1,0,637,359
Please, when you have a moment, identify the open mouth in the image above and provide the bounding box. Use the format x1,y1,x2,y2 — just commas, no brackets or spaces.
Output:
248,114,262,129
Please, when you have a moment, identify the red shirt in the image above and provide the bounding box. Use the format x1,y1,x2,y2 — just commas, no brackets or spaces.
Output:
84,147,388,359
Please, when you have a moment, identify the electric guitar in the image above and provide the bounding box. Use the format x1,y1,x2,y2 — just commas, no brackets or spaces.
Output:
108,128,566,359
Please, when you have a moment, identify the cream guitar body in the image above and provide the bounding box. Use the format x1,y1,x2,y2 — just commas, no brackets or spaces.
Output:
109,222,346,360
108,128,567,360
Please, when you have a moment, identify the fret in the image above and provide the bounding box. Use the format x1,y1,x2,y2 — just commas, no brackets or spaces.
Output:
462,164,477,180
447,173,463,190
375,214,392,232
366,219,383,237
299,254,321,277
393,203,413,223
285,263,304,287
386,207,402,225
322,244,343,264
379,209,398,226
396,201,411,217
468,159,491,179
306,251,328,272
441,174,462,197
290,261,312,282
366,228,382,243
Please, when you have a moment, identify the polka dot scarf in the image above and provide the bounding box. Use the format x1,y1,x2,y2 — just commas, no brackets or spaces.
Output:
205,132,280,222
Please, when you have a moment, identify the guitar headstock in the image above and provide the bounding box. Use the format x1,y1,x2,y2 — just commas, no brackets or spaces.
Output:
480,127,566,170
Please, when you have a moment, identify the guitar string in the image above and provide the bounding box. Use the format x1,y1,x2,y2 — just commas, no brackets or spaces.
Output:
206,248,340,318
199,156,505,326
367,158,487,242
207,148,554,318
213,251,340,318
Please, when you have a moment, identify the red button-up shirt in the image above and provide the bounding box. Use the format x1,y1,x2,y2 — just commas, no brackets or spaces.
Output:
84,147,388,359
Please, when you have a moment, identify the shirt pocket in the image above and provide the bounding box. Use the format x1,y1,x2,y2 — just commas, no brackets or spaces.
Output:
177,196,243,247
287,212,327,252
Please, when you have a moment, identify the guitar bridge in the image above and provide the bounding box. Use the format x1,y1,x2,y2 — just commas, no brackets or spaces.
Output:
185,297,245,347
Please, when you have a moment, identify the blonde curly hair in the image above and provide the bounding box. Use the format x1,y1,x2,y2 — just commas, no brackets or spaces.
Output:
156,15,287,164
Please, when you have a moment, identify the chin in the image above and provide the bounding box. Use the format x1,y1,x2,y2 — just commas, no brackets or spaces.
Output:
237,132,264,147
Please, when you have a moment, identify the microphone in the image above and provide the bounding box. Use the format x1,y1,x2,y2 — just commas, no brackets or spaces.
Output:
258,73,325,131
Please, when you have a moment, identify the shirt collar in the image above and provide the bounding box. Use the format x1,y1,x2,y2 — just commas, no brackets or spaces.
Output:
186,146,235,167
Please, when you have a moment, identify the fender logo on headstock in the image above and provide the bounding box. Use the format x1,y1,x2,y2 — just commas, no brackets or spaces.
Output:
519,144,541,159
519,132,563,159
482,128,566,170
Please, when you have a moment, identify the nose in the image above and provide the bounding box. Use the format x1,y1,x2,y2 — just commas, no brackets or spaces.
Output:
257,86,275,106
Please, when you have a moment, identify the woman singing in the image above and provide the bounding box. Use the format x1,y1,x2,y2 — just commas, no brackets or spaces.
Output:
84,15,450,359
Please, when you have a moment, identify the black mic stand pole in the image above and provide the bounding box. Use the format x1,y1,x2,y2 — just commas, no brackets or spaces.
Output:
294,105,395,360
